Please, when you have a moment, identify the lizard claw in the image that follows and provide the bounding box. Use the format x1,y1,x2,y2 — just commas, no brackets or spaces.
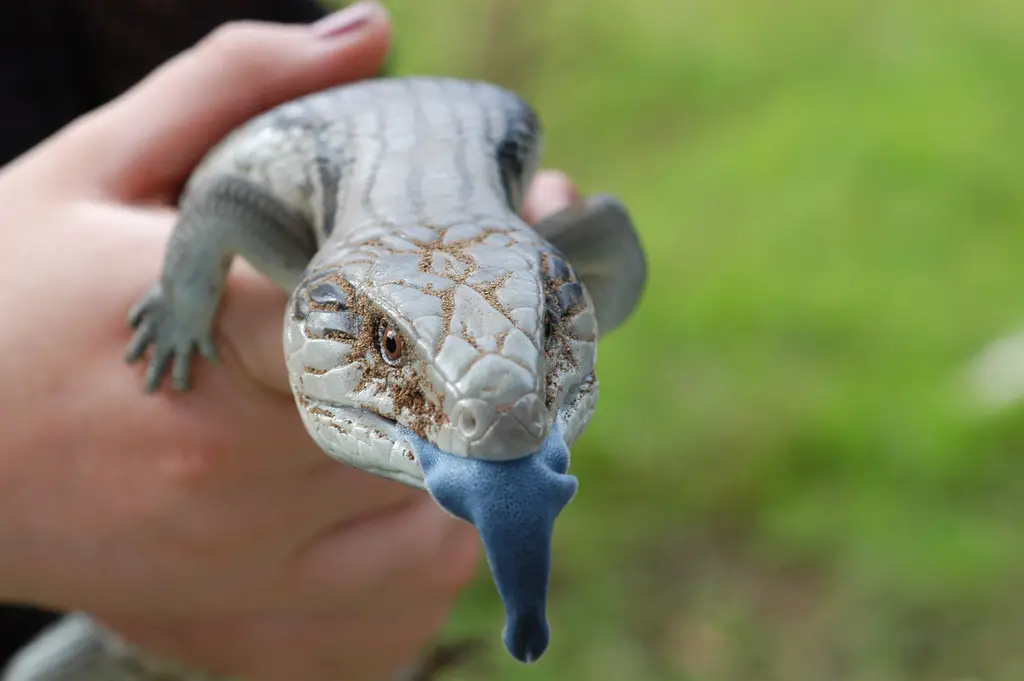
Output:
125,284,217,393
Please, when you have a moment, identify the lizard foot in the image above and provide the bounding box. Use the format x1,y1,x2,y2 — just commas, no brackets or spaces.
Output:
124,284,218,393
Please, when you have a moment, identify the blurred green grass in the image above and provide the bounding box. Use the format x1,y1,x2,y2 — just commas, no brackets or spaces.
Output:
353,1,1024,678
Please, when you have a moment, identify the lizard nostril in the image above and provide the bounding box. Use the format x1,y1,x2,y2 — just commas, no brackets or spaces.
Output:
458,409,479,437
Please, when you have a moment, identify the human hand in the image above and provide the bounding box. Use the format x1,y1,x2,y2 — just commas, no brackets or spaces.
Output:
0,3,582,680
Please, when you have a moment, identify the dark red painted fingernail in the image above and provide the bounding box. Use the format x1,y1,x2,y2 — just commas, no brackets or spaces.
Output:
311,2,382,39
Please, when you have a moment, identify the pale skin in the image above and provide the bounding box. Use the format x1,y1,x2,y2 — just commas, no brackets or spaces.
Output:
0,4,582,681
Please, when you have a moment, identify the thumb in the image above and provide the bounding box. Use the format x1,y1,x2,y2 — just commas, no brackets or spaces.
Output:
49,2,390,200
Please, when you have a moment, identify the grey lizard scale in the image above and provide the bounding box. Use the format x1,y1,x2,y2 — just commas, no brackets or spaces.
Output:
2,75,647,681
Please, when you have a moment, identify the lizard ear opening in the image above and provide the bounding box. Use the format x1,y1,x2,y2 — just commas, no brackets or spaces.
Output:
532,194,648,337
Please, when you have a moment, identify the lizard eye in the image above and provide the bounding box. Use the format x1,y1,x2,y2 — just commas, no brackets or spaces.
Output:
378,321,405,366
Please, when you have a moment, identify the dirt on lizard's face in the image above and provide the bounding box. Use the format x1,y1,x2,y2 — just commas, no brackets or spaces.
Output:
283,225,600,475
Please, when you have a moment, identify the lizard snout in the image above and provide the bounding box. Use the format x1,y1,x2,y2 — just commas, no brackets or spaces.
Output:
435,353,551,460
439,393,549,460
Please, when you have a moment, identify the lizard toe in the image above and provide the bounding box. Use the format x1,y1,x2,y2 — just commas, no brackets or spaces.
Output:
124,324,155,363
144,345,174,393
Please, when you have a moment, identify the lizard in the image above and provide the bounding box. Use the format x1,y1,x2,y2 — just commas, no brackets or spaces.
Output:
1,75,647,681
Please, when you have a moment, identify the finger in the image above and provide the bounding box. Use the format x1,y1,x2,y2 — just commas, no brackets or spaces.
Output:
48,2,391,200
215,259,296,393
291,495,478,606
337,508,481,610
288,458,429,536
522,169,581,224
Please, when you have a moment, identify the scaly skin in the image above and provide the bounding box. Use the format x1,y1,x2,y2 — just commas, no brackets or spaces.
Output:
3,76,647,681
125,76,602,484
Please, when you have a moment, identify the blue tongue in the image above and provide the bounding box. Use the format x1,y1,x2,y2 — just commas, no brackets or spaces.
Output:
396,425,577,663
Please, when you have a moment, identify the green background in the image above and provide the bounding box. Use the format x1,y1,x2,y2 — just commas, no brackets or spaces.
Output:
352,2,1024,679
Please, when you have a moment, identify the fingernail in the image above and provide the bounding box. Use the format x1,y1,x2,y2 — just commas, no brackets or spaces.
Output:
311,1,382,39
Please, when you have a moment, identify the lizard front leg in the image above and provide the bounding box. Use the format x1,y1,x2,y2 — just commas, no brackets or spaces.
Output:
125,174,318,392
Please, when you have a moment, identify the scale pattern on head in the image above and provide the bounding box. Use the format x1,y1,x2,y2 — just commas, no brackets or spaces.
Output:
273,78,600,483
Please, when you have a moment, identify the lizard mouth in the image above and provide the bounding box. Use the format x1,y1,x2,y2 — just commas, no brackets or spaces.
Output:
292,369,598,489
293,396,427,488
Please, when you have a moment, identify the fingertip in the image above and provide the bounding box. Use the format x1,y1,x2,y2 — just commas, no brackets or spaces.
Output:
216,262,293,394
522,170,581,224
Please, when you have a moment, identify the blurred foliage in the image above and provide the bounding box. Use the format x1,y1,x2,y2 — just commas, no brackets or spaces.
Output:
335,1,1024,678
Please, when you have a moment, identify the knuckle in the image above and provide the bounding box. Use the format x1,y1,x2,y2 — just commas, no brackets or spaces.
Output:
192,21,281,78
198,20,267,56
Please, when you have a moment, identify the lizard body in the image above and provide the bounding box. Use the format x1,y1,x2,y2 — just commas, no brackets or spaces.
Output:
2,76,646,681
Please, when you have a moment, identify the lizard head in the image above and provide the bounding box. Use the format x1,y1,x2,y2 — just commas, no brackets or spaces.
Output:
283,224,600,486
283,193,646,664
